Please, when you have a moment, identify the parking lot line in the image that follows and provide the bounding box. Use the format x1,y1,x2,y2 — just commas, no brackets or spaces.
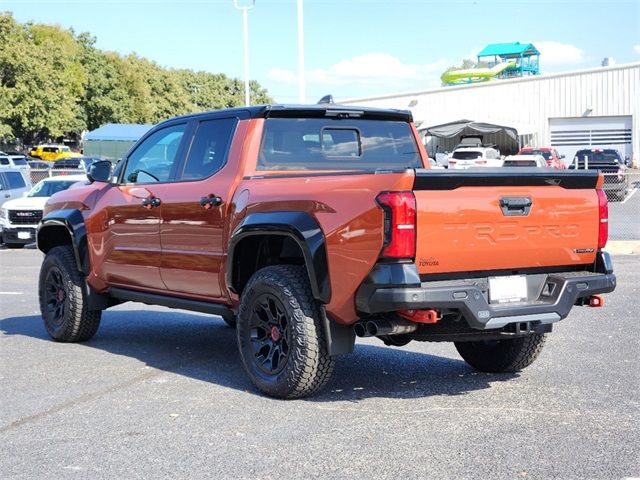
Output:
621,185,638,204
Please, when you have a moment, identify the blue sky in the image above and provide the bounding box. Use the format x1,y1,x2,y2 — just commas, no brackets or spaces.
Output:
3,0,640,102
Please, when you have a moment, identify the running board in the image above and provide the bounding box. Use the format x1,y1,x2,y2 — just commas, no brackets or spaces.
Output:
109,287,235,320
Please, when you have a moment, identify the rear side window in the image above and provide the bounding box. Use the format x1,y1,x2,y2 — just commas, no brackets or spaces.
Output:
181,118,237,180
5,171,26,189
258,118,421,171
0,157,9,165
12,157,28,166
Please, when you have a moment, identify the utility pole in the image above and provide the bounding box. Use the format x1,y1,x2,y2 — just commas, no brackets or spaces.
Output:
297,0,305,103
234,0,255,106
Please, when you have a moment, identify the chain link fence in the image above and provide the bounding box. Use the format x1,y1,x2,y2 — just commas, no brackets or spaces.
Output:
29,169,87,184
607,170,639,241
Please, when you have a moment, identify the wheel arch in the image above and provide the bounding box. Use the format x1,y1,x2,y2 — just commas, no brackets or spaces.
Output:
227,211,330,304
37,208,89,275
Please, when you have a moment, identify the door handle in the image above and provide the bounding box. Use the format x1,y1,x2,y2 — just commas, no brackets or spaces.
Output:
141,196,161,209
200,195,223,210
4,194,9,198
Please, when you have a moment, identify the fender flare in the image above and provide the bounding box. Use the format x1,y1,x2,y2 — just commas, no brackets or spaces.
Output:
37,208,89,275
227,211,331,303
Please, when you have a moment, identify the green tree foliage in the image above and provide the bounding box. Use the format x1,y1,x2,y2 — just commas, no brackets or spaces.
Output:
0,13,273,143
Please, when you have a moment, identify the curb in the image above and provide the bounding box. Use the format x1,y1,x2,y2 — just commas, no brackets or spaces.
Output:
606,241,640,255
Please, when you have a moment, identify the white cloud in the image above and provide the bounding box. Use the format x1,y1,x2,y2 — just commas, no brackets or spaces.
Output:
532,41,587,66
634,44,640,54
267,53,449,98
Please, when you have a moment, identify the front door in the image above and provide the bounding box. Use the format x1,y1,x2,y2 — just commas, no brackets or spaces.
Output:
94,122,189,291
159,117,239,300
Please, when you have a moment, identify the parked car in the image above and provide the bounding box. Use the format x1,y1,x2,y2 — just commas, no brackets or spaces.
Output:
502,154,548,168
448,146,503,169
0,174,86,248
29,144,81,162
36,104,616,399
0,154,30,172
569,149,628,201
52,156,101,171
0,168,31,210
25,159,52,170
518,147,565,169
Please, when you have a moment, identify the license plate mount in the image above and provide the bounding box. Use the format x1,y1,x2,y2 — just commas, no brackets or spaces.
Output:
489,275,527,304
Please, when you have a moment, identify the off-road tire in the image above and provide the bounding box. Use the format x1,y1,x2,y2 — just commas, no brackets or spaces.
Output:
454,333,546,373
38,245,101,342
237,265,335,399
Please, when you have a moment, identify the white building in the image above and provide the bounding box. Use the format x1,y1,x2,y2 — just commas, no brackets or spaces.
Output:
341,62,639,166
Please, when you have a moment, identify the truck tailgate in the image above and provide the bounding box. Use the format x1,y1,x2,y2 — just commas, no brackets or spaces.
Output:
413,168,602,275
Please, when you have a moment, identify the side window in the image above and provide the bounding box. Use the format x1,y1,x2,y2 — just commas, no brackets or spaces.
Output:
0,173,6,190
0,157,9,165
5,171,26,189
181,118,237,180
122,124,187,184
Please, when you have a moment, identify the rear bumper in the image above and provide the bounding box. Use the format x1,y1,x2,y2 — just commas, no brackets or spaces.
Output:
356,252,616,330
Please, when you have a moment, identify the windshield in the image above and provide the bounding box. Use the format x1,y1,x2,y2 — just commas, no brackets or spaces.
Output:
452,150,482,160
521,150,551,160
258,118,422,171
28,179,81,197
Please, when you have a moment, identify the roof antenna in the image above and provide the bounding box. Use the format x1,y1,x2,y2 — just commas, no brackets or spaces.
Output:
317,94,334,104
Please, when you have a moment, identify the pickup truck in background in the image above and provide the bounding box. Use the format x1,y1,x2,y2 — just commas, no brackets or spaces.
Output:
569,148,629,201
518,147,566,169
36,105,616,399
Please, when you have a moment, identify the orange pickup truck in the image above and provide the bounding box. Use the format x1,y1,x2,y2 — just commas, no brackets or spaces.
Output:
36,105,616,398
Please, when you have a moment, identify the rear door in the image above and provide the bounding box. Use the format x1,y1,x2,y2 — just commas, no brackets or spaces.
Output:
412,169,601,276
159,115,241,300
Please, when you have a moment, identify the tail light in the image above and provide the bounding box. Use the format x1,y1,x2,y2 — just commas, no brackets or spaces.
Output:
597,189,608,249
376,191,416,259
448,160,457,166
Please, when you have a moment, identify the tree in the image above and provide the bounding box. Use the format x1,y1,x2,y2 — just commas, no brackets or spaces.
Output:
0,12,274,145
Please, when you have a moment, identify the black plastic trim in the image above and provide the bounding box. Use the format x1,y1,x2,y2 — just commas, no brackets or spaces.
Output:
356,261,616,330
109,288,235,320
37,209,89,275
413,168,599,190
228,211,331,303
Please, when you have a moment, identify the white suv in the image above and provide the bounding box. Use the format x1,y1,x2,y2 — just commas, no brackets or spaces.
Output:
0,154,31,172
448,146,503,169
0,174,86,248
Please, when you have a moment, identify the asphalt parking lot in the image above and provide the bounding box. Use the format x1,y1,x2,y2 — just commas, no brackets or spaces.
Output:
1,248,638,479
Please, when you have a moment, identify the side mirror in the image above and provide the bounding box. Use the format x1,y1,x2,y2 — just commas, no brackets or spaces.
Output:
87,160,112,183
560,154,566,159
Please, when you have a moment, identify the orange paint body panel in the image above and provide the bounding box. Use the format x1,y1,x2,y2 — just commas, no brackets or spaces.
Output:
414,185,599,275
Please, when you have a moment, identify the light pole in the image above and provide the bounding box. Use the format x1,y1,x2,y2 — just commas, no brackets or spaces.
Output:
234,0,255,107
297,0,305,103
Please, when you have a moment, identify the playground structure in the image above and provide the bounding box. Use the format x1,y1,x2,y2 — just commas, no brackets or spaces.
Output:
442,42,540,86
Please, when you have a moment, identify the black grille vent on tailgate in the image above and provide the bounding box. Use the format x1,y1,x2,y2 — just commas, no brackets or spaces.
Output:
9,210,43,225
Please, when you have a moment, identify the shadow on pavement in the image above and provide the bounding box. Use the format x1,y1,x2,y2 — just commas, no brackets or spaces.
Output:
0,310,515,401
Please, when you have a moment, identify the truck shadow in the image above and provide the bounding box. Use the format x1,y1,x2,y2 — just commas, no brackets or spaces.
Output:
0,310,516,401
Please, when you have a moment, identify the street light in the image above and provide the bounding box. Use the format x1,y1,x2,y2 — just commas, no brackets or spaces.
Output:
233,0,255,107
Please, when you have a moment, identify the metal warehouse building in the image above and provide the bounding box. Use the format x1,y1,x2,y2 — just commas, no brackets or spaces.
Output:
342,62,639,166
